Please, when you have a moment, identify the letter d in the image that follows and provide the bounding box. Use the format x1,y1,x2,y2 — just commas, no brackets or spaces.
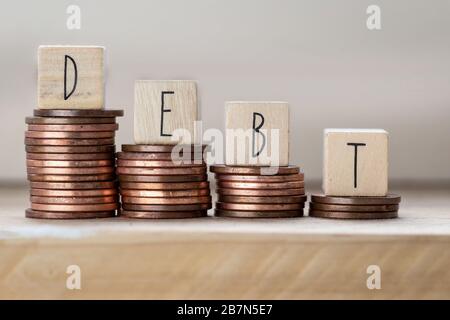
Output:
64,55,78,100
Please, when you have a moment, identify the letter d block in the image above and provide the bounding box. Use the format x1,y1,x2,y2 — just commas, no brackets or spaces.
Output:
134,80,198,144
38,46,104,109
225,101,289,166
323,129,388,196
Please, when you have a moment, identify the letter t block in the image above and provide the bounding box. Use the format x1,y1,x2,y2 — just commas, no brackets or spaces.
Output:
225,101,289,166
134,80,198,145
38,45,104,109
323,129,388,196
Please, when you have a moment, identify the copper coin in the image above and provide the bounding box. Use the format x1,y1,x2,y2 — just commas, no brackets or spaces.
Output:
25,138,114,146
309,210,398,219
30,196,118,204
217,181,304,190
31,203,119,212
120,189,210,197
122,144,207,153
214,209,303,218
27,159,113,168
33,109,124,118
117,159,205,168
216,202,303,211
217,188,304,196
215,173,304,183
27,152,114,160
218,195,307,204
27,166,114,175
310,203,399,212
117,152,203,161
28,173,115,182
116,167,206,176
120,210,207,219
311,194,402,205
119,181,209,190
30,181,116,190
28,124,119,132
26,208,115,219
119,174,207,183
25,131,115,139
26,145,115,154
31,188,117,197
210,165,300,175
26,117,115,124
122,196,211,205
122,203,211,211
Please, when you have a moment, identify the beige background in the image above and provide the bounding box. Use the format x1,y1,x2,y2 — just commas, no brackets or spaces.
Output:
0,0,449,182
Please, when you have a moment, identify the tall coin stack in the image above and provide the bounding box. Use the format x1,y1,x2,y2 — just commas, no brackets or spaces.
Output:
211,165,307,218
25,109,123,219
117,144,211,218
308,194,401,219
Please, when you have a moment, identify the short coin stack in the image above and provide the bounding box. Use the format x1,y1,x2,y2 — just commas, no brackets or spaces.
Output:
309,194,401,219
211,165,307,218
25,109,123,219
117,144,211,218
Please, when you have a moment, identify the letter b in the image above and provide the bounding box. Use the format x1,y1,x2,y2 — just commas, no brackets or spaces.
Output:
252,112,266,157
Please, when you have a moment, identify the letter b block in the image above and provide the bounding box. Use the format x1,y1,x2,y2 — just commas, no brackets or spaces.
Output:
323,129,388,196
134,80,198,144
225,101,289,166
38,46,104,109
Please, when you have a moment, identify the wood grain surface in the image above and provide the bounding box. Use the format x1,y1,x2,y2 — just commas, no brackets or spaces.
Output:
0,184,449,299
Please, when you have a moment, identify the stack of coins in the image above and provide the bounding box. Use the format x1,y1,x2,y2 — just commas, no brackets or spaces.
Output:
117,144,211,218
309,194,401,219
25,109,123,219
211,165,307,218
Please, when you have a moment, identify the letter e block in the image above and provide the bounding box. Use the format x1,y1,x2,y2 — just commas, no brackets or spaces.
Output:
38,45,104,109
134,80,198,144
225,101,289,166
323,129,388,196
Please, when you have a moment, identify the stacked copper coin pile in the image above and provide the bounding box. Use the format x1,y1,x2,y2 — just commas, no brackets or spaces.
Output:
25,109,123,219
309,194,401,219
117,144,211,218
211,165,307,218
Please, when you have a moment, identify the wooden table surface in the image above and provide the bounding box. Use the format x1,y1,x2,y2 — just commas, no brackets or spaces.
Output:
1,182,449,299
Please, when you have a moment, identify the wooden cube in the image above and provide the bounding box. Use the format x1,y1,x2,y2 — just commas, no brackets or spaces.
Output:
323,129,388,196
38,46,104,109
225,101,289,166
134,80,198,145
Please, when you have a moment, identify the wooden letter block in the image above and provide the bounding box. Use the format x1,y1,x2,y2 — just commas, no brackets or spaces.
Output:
38,46,104,109
134,80,198,145
323,129,388,196
225,101,289,166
